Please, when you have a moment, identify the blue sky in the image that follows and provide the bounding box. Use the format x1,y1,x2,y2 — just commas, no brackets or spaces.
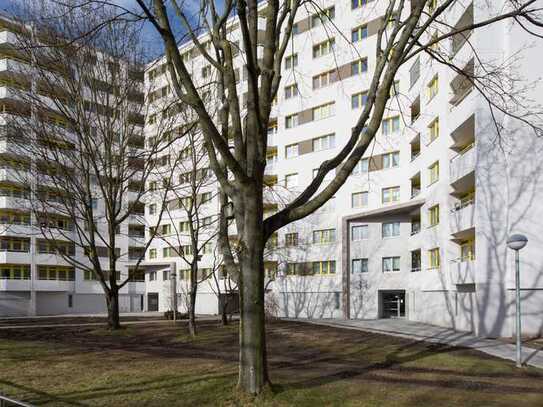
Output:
0,0,206,61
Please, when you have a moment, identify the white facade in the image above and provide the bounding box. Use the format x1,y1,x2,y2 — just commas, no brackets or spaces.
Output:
0,16,146,316
142,0,543,339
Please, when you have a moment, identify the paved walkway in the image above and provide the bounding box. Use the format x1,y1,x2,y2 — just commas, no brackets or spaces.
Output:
289,318,543,370
0,313,224,329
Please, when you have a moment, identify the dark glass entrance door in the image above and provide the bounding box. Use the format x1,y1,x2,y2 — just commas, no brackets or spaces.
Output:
381,291,405,318
147,293,159,312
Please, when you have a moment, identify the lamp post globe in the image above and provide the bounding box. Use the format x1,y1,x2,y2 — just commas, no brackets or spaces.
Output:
507,234,528,251
507,233,527,368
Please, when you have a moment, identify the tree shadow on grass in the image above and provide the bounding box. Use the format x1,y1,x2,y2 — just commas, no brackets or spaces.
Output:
1,371,238,406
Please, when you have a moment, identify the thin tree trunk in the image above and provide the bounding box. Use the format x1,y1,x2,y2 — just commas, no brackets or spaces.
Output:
221,299,229,326
106,290,121,330
189,266,198,336
238,187,269,394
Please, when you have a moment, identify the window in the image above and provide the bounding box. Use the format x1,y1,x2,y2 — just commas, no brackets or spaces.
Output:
284,84,298,99
149,248,157,259
163,247,174,258
351,58,368,76
292,23,299,35
351,91,368,109
312,134,335,151
351,225,368,241
428,0,438,12
410,57,420,88
382,186,400,203
429,118,439,143
312,260,336,275
313,38,335,58
201,65,211,78
311,6,335,28
313,70,334,89
382,222,400,238
352,0,368,10
285,232,298,247
351,24,368,42
68,294,73,308
160,224,171,235
285,173,298,189
285,113,298,129
0,264,30,280
286,263,299,275
382,257,400,272
383,151,400,168
382,116,400,135
352,158,369,175
429,248,440,269
429,161,440,184
429,205,440,226
352,258,368,273
37,266,75,281
427,75,439,101
312,102,335,120
285,53,298,69
285,143,299,158
351,191,368,208
312,229,336,244
148,204,157,215
149,271,157,281
203,242,213,254
200,192,212,204
163,270,170,281
180,245,193,256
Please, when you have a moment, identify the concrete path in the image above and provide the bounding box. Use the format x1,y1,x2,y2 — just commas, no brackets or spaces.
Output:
0,314,224,329
289,318,543,370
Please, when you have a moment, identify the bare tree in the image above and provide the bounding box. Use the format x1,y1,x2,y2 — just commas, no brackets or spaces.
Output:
39,0,543,394
6,4,182,329
153,120,220,336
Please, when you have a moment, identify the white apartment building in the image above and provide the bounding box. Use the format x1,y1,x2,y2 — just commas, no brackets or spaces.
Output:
142,0,543,339
2,1,542,339
0,15,147,316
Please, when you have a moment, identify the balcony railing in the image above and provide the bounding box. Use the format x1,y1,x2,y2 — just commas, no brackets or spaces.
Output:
450,196,475,213
450,143,475,182
0,247,30,253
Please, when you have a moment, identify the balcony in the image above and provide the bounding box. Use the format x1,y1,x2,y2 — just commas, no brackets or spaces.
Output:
450,258,475,284
450,198,475,235
35,279,75,291
450,143,475,184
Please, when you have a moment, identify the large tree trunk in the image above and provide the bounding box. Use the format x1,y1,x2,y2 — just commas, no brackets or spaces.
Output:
105,289,121,330
238,186,269,394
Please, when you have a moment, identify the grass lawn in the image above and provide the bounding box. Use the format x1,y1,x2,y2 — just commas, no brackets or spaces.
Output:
0,319,542,406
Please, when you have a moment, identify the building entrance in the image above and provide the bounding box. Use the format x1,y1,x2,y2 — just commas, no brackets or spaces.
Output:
147,293,159,312
380,290,406,318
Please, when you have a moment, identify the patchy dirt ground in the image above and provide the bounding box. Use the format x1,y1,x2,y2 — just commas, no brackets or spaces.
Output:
1,320,542,406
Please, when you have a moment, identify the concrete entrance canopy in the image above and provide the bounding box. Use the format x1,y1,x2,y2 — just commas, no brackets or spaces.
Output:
341,199,426,319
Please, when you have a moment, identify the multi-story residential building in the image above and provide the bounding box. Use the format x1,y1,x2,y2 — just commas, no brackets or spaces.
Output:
2,1,543,340
142,0,543,339
0,15,147,316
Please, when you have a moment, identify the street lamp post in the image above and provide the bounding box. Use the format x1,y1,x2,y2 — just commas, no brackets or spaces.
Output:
506,234,528,368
